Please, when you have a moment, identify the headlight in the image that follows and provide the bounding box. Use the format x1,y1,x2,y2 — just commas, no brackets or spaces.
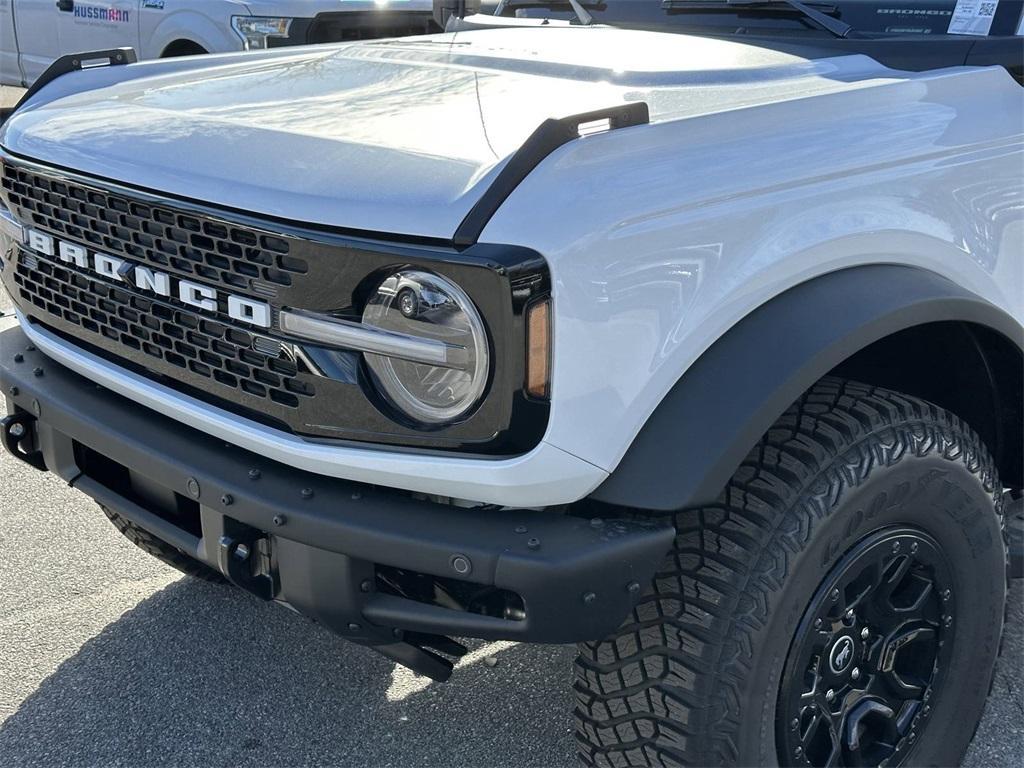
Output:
231,16,293,50
362,270,489,425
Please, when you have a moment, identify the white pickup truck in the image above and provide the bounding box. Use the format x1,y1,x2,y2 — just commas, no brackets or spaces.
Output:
0,0,437,87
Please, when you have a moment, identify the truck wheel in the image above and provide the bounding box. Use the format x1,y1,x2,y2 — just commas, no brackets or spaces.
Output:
160,40,208,58
574,378,1006,768
100,505,226,583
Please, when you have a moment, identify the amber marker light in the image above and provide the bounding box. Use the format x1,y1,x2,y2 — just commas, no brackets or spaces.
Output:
526,299,551,399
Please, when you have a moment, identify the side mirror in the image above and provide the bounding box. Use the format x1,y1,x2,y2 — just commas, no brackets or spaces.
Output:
433,0,482,30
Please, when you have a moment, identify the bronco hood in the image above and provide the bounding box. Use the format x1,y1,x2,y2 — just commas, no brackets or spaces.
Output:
0,27,890,240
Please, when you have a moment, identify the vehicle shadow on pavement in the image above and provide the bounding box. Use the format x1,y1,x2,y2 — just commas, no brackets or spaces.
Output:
1,574,1020,768
0,578,578,768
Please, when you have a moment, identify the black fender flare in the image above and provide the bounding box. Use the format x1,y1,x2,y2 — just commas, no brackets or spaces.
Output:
591,265,1024,512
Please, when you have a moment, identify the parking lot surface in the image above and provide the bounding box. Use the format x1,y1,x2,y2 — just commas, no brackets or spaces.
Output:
0,185,1021,768
0,87,20,109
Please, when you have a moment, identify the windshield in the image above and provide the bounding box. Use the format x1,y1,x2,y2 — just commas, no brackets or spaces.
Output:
493,0,1024,39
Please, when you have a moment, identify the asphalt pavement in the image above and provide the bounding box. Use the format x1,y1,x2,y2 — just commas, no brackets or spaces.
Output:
0,86,21,110
0,104,1021,767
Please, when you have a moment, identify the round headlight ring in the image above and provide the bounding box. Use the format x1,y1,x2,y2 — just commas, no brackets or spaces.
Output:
361,270,490,425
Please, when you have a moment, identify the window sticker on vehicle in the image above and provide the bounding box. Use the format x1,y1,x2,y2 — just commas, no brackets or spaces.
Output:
947,0,999,35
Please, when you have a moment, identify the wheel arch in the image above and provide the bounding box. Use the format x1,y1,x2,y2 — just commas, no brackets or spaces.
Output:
145,9,237,60
160,39,208,58
590,265,1023,511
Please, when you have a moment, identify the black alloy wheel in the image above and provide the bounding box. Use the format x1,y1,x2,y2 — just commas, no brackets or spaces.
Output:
778,527,955,767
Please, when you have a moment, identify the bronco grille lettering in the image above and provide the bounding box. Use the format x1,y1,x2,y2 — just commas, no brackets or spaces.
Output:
24,229,271,328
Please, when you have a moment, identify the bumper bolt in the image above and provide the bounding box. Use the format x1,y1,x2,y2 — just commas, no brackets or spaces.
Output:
9,422,26,439
825,689,835,702
794,747,802,758
861,627,870,640
25,345,35,352
514,525,528,534
347,623,360,632
8,386,18,396
527,537,540,550
944,614,953,627
941,589,951,601
829,588,840,602
910,542,919,554
813,618,823,630
351,491,361,501
220,494,233,506
582,592,597,606
248,469,261,480
32,367,43,377
31,399,40,416
892,541,901,553
360,579,373,593
790,718,799,731
13,353,22,363
300,487,314,500
272,514,286,526
627,581,641,594
851,667,861,681
844,609,854,621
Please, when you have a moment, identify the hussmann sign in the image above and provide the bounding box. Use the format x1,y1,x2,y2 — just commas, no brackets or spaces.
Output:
73,4,131,23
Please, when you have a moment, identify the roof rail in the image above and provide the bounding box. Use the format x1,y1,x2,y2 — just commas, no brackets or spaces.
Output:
452,101,650,247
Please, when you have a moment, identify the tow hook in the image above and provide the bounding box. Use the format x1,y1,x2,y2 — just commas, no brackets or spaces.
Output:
1,412,46,470
217,519,276,600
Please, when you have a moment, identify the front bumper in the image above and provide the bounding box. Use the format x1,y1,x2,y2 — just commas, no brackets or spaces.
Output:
0,324,673,680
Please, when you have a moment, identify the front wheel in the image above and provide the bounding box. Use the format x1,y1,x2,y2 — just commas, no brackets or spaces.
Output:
574,378,1006,767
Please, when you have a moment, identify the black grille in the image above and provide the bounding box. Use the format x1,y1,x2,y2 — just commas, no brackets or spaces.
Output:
0,153,550,453
1,163,308,298
14,253,315,409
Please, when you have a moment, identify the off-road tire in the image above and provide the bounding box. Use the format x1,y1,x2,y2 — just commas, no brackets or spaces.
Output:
100,504,226,583
574,378,1007,767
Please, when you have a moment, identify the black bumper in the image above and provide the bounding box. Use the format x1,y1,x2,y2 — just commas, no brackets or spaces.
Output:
0,324,673,680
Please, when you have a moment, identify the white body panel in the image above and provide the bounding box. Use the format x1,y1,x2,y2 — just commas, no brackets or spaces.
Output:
55,0,141,62
0,0,433,87
482,63,1024,473
0,0,19,84
0,29,934,239
2,26,1022,505
5,0,61,84
137,1,250,61
15,311,608,507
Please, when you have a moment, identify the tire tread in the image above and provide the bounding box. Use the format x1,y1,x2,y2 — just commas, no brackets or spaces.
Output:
573,378,1006,768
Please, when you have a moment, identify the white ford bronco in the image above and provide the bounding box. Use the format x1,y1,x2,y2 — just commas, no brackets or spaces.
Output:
0,2,1022,766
